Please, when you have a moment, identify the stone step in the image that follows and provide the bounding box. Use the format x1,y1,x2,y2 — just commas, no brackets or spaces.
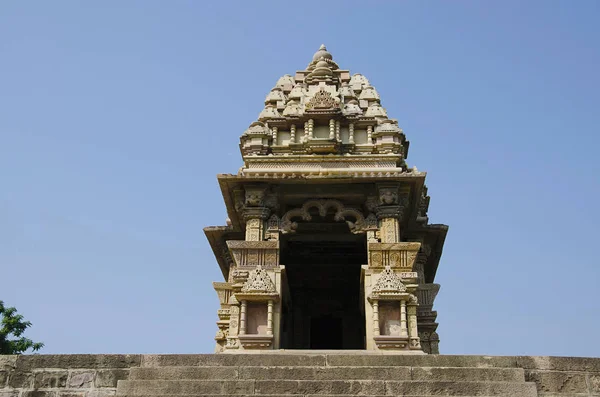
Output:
129,366,525,382
140,354,518,369
117,379,537,396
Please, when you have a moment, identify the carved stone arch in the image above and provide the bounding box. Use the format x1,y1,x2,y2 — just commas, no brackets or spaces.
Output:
280,199,366,234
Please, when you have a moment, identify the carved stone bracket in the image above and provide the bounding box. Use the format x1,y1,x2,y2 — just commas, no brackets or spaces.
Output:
376,184,409,221
416,283,440,308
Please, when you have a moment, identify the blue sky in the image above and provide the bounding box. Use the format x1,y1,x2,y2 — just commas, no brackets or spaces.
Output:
1,1,599,356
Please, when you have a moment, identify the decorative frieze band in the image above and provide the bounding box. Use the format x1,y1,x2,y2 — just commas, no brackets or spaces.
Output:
227,240,280,268
368,242,421,271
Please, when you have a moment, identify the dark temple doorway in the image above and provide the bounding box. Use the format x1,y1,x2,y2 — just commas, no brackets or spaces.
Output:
280,222,367,349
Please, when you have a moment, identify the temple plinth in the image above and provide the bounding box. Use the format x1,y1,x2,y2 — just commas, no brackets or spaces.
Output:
204,45,448,354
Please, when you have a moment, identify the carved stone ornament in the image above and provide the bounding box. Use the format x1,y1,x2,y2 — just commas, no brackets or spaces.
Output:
245,187,266,207
280,199,366,234
379,187,398,205
305,88,339,110
372,266,407,294
241,265,276,293
267,214,280,231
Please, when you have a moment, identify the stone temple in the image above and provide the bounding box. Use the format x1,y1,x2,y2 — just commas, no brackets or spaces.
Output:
205,45,448,354
3,46,598,397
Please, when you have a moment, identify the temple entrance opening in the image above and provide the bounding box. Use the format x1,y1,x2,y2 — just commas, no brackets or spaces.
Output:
280,221,367,350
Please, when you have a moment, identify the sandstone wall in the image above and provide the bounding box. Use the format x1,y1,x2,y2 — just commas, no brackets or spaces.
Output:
1,354,600,396
0,355,139,397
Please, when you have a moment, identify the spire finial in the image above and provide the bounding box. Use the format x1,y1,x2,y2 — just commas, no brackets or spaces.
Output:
312,44,333,62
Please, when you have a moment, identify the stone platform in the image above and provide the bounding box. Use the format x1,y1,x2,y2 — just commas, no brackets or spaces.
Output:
2,354,600,397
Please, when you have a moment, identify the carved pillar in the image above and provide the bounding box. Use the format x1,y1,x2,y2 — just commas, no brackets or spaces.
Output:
400,299,408,337
372,300,380,336
267,300,274,336
349,123,355,144
376,184,406,243
335,121,340,141
308,119,314,139
290,124,296,143
367,125,373,143
239,300,247,335
272,127,278,144
408,302,421,349
329,119,335,139
243,186,271,242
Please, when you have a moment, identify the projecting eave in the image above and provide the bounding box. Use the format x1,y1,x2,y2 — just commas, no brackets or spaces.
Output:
409,223,449,283
216,170,428,231
203,225,243,280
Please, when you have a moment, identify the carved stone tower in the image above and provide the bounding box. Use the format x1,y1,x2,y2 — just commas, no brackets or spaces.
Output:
205,45,448,354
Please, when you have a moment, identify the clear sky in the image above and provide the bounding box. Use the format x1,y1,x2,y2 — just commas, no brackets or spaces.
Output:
1,1,599,357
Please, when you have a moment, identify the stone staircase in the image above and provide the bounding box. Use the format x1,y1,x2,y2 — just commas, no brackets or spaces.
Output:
116,354,538,396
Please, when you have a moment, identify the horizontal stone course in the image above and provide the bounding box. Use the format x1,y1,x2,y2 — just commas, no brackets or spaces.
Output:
2,354,600,396
411,367,525,382
140,354,326,367
517,356,600,372
121,379,539,396
16,355,141,371
326,354,519,368
385,380,538,396
118,380,255,395
256,379,387,395
130,367,239,380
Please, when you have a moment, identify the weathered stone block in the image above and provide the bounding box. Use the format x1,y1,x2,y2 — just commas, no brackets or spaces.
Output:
34,370,68,388
68,371,95,388
0,371,8,386
518,356,600,372
0,356,17,370
0,391,19,397
8,370,33,388
587,373,600,394
86,391,116,397
21,392,57,397
95,369,128,388
526,370,588,394
56,393,86,397
16,355,140,371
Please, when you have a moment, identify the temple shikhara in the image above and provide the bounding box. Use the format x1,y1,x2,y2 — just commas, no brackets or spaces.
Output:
205,45,448,354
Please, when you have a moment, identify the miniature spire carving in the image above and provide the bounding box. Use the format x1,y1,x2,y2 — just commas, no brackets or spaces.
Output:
372,266,407,294
241,265,276,293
